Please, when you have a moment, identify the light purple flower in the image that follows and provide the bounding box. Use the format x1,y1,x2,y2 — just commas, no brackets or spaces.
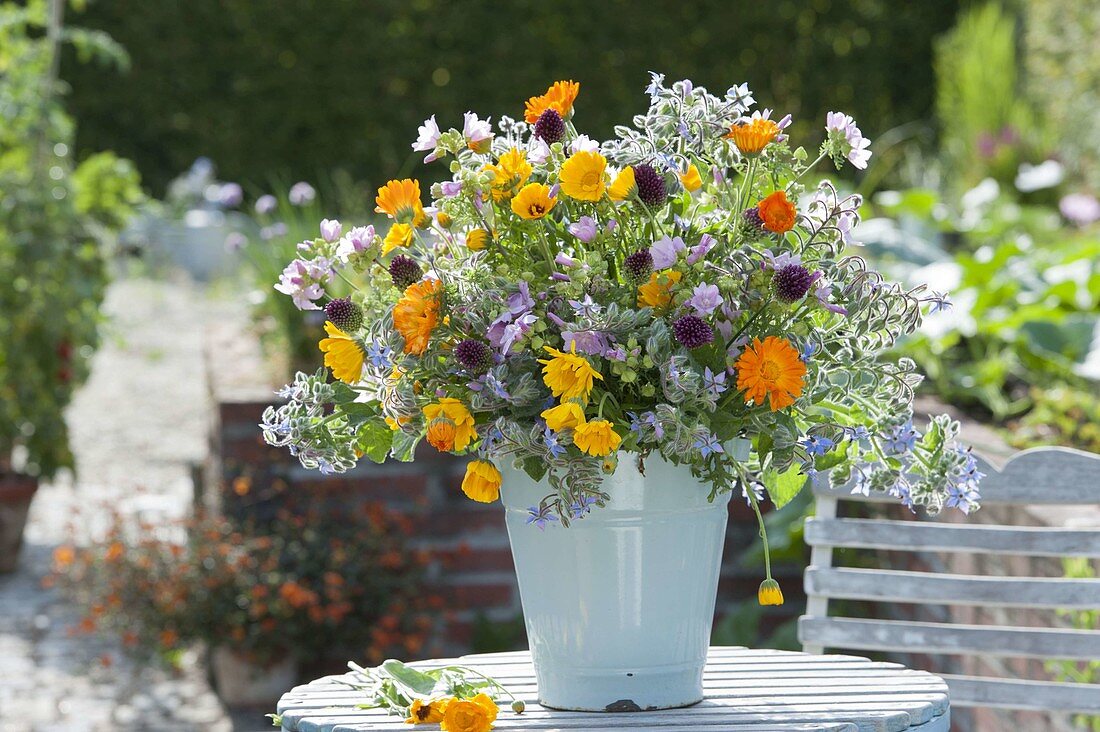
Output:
650,235,686,269
526,505,559,530
487,312,537,354
569,216,598,243
288,181,316,206
335,225,375,262
217,183,243,208
527,137,552,165
254,194,277,215
224,232,247,252
562,330,609,355
463,112,493,151
825,111,872,170
551,272,571,282
274,258,331,310
814,281,848,315
688,283,722,315
319,218,342,243
260,222,288,241
554,252,578,268
506,282,535,316
686,234,716,264
568,295,602,318
546,310,567,329
712,167,725,185
762,250,802,270
412,114,443,162
1060,193,1100,227
440,180,464,198
571,135,600,153
694,433,724,458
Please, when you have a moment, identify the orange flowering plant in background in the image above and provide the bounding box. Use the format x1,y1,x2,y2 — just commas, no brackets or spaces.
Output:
261,73,981,598
52,502,437,667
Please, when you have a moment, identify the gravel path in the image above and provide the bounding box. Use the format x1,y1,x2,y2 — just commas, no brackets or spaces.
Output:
0,275,261,732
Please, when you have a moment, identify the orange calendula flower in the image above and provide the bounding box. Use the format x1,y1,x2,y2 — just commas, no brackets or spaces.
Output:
423,398,477,452
319,321,366,384
511,182,557,219
376,179,427,226
461,460,502,504
758,190,798,233
465,228,490,250
486,148,532,202
679,163,703,192
524,80,580,124
382,222,414,254
637,269,682,309
393,279,442,355
608,166,636,201
406,698,451,725
540,401,586,431
573,419,622,457
538,343,604,401
725,116,780,155
426,418,457,452
559,150,607,202
758,578,784,606
735,336,807,411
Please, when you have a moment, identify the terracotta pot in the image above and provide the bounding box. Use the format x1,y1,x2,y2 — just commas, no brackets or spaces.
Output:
0,473,38,573
210,646,298,707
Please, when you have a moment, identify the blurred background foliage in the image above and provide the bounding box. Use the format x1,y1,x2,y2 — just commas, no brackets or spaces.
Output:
61,0,962,194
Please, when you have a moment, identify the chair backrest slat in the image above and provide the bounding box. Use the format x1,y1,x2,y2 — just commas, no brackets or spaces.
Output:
798,616,1100,661
805,517,1100,557
800,446,1100,715
805,566,1100,609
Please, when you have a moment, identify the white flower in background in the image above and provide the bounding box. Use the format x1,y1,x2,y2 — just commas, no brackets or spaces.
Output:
1059,192,1100,227
1014,160,1064,192
254,194,277,215
412,114,442,162
570,135,600,154
288,181,316,206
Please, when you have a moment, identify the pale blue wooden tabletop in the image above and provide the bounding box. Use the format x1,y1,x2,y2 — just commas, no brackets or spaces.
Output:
276,647,950,731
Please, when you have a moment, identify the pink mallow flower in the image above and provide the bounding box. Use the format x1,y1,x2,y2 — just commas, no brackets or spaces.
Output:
825,112,872,170
274,258,332,311
688,283,723,316
463,112,493,153
650,235,686,269
412,114,442,162
335,225,375,262
319,218,342,243
569,216,598,243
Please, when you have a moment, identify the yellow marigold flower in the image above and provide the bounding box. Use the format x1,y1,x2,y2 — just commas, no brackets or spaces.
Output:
511,183,557,220
465,228,490,250
559,150,607,202
318,321,365,384
422,398,477,452
437,211,453,228
524,80,580,124
735,336,808,411
376,179,427,225
758,190,798,234
608,166,636,202
758,578,784,606
461,461,502,504
382,223,414,254
725,117,780,155
406,697,450,725
538,343,604,401
679,163,703,192
573,419,622,457
540,401,586,432
486,148,532,202
393,279,442,356
426,418,457,452
637,269,682,310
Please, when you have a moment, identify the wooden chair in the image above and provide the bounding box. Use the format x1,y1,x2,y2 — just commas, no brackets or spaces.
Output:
799,446,1100,726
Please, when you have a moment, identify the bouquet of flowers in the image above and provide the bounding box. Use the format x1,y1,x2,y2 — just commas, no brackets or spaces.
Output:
263,74,982,596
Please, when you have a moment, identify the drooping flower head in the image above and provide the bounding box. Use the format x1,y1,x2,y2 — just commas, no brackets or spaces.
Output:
758,190,797,233
524,80,580,124
735,336,807,411
393,279,441,355
375,179,427,226
540,401,586,432
440,691,499,732
318,322,365,384
465,228,491,250
758,578,784,606
573,419,622,457
423,398,477,452
511,183,557,220
637,269,681,310
538,343,604,401
559,150,607,202
461,461,502,505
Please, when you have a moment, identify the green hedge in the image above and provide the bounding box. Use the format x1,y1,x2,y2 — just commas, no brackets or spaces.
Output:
62,0,960,194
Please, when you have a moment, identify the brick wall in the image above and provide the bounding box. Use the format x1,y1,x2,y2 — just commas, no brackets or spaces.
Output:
208,400,805,660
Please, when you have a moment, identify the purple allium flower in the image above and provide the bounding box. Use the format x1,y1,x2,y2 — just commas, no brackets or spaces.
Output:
773,263,815,302
388,254,422,289
534,108,565,143
825,111,872,170
224,232,247,252
324,297,364,333
688,283,723,315
463,111,493,151
742,207,766,231
412,114,442,162
624,248,654,282
254,194,277,215
1059,193,1100,227
217,182,243,207
319,218,342,243
686,234,716,264
673,314,714,349
633,163,667,207
649,235,686,269
455,339,493,374
288,181,316,206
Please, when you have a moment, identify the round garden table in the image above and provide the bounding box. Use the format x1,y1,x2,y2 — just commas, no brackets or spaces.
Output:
276,646,950,731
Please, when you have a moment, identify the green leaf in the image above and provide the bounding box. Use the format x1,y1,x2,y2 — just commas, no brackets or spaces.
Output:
381,659,439,697
762,464,809,509
390,430,420,462
522,456,547,482
357,420,394,464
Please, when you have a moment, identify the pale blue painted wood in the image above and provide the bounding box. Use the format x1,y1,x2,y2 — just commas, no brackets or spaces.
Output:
277,647,948,731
